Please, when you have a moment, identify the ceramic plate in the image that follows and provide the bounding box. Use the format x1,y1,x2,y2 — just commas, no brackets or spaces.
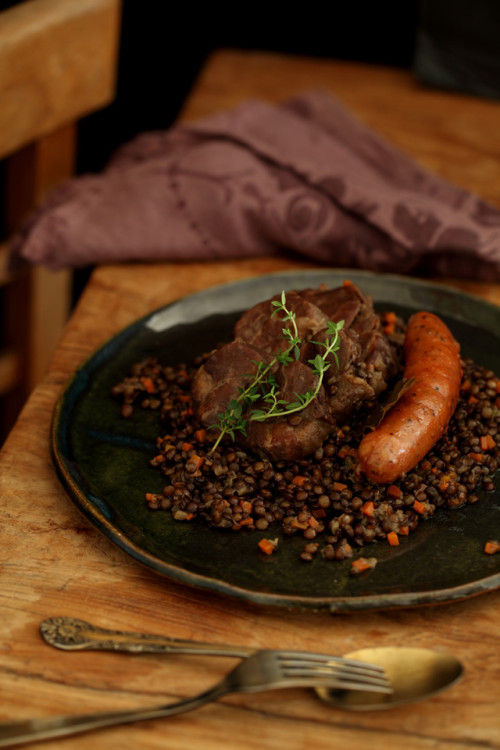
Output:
52,270,500,612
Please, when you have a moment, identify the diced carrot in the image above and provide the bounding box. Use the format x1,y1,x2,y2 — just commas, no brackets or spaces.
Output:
141,377,156,394
180,408,194,417
413,500,427,514
145,493,156,501
480,435,496,451
350,557,377,575
239,518,254,527
431,467,438,474
470,452,484,463
439,475,451,492
292,475,307,487
399,526,409,536
387,485,402,499
258,538,278,555
384,323,395,335
308,517,321,529
387,531,399,546
290,519,308,530
460,379,471,392
194,429,207,443
186,454,204,471
185,513,194,521
484,540,500,555
179,394,191,403
343,279,353,287
181,442,193,452
468,396,479,404
362,501,375,517
333,481,347,491
351,559,371,573
384,311,396,324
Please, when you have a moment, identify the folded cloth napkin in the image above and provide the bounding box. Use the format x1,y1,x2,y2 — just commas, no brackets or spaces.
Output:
13,90,500,279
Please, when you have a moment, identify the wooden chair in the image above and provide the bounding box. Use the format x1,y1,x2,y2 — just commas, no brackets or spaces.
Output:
0,0,121,439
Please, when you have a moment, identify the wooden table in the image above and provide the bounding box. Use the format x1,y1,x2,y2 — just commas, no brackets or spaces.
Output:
1,51,499,750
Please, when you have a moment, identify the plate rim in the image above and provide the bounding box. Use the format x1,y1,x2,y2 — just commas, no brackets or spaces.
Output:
51,268,500,612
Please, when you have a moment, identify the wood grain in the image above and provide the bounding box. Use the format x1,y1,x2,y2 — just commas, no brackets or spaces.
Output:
1,51,499,749
0,0,121,160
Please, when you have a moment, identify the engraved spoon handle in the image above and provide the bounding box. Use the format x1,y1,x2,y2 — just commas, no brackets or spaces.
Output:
40,617,253,658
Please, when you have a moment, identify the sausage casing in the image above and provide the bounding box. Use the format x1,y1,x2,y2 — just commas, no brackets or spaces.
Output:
358,312,462,483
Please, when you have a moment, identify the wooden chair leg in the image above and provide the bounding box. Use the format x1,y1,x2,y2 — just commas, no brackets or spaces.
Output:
3,123,75,431
28,265,72,389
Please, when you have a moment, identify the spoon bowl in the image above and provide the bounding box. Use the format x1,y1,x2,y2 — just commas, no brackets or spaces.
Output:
316,647,463,710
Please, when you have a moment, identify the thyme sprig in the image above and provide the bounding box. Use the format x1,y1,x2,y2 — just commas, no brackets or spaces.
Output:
250,319,344,422
209,292,344,453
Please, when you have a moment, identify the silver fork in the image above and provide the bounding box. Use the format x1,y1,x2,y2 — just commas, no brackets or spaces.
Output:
0,649,391,747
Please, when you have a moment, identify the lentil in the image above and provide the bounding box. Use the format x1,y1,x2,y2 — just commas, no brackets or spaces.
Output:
112,353,499,562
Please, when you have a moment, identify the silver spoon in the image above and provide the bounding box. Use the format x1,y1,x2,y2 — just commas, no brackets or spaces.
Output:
41,617,463,710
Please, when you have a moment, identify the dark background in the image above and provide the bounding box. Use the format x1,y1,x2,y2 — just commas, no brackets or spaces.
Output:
2,0,499,176
76,2,420,174
3,0,499,194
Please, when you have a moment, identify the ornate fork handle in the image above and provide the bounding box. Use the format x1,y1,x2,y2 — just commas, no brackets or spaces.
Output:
40,617,253,658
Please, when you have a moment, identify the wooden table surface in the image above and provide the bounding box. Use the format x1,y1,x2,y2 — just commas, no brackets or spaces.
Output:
1,51,499,750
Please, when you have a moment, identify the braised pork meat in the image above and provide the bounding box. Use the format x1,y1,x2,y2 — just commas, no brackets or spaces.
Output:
192,283,398,460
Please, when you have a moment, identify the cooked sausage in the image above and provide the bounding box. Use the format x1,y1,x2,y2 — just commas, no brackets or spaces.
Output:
358,311,462,483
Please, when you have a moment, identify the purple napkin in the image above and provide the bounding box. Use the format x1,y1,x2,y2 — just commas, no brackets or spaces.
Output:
13,90,500,279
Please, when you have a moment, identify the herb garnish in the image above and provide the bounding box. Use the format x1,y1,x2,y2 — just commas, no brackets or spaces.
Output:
209,291,344,453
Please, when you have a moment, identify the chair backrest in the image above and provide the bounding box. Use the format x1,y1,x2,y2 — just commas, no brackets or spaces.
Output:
0,0,121,440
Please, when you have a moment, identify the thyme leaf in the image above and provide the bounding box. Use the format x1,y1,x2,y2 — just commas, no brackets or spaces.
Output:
209,292,344,452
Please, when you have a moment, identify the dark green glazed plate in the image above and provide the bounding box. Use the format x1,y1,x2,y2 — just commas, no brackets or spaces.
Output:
52,270,500,612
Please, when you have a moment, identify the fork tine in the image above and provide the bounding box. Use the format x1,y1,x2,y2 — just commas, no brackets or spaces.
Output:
278,657,386,678
281,663,389,677
306,678,393,694
278,652,385,674
281,666,391,688
280,657,384,676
